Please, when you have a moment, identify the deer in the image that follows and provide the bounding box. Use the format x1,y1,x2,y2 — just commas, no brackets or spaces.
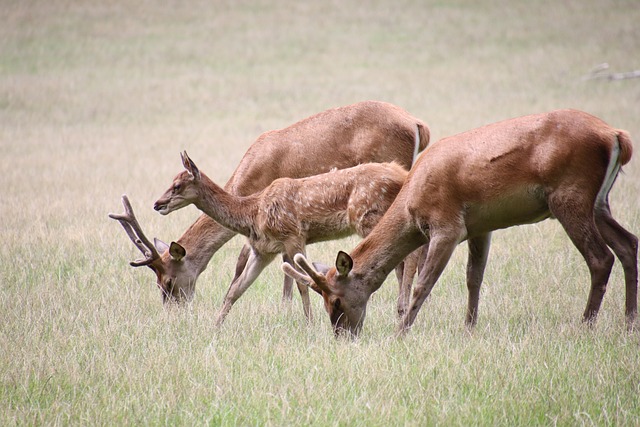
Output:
152,150,425,325
285,109,638,337
109,101,429,304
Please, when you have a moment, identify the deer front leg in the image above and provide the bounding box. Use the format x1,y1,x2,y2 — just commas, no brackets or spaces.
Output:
398,245,428,319
397,230,461,335
395,261,409,318
465,233,491,327
396,246,426,318
215,250,276,327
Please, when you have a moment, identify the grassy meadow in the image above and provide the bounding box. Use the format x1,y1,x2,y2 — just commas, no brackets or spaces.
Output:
2,0,640,424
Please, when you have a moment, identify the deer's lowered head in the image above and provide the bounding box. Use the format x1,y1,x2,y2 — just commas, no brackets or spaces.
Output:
109,195,196,303
282,252,373,337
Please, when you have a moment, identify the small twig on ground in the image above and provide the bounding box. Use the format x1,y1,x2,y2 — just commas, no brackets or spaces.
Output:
584,63,640,81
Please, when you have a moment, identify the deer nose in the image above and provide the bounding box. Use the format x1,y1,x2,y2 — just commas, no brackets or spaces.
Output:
153,200,165,211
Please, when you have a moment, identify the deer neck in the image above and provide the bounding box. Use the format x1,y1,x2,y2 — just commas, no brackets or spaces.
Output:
175,214,235,274
350,212,423,295
193,174,257,238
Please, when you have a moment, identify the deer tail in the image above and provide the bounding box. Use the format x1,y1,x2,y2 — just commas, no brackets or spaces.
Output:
412,122,430,166
616,129,633,166
595,129,633,210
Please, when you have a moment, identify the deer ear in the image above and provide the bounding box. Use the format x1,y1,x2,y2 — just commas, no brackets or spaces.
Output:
335,251,353,277
180,151,190,169
181,151,201,180
169,242,186,261
154,238,170,254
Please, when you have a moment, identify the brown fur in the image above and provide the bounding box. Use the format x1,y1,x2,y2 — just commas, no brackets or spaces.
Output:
293,109,638,337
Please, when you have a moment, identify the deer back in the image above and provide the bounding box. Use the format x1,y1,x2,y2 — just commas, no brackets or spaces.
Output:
250,162,409,248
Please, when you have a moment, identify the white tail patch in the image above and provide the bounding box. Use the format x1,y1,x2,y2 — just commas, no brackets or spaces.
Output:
413,123,421,165
595,135,622,210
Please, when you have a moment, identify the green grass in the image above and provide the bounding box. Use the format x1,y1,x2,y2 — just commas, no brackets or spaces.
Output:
2,0,640,424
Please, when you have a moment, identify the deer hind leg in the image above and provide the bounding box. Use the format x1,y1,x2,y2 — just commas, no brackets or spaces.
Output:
215,250,276,327
595,204,639,326
398,229,462,335
466,233,492,327
281,255,295,302
549,196,615,324
283,250,313,322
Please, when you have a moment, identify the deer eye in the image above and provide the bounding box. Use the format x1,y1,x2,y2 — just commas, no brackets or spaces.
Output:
173,184,181,193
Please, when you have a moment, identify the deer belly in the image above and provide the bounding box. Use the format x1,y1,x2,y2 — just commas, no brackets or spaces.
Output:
249,237,286,255
304,214,354,244
464,187,550,236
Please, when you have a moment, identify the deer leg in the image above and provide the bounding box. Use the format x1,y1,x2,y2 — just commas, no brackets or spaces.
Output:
398,230,461,335
401,246,430,317
283,251,313,322
215,250,276,327
550,198,614,324
395,260,405,295
396,248,420,318
595,205,639,326
281,269,295,302
232,243,252,283
465,233,492,327
281,249,295,302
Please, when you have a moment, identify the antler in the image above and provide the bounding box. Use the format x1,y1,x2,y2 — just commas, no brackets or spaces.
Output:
109,194,161,267
280,262,320,294
293,253,334,294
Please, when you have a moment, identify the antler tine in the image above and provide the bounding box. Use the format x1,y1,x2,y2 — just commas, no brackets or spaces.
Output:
109,194,161,267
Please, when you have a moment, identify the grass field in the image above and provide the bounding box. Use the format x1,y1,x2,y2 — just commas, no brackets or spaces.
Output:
2,0,640,424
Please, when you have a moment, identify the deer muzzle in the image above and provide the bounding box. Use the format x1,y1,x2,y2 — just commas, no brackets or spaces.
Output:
153,199,170,214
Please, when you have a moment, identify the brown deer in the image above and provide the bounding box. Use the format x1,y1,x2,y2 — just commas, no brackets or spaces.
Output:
153,152,421,325
109,101,429,304
286,109,637,337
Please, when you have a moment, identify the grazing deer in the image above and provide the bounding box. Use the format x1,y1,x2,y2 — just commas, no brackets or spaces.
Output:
287,109,637,337
109,101,429,304
153,151,420,325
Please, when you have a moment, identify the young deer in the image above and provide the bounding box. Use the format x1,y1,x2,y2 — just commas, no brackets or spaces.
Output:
109,101,429,304
153,152,418,325
287,109,637,337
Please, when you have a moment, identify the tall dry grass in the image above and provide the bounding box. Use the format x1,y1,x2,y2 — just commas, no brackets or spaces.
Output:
1,0,639,424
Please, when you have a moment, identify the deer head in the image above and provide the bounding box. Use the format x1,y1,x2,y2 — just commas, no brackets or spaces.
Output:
109,195,196,303
153,151,202,215
283,252,370,337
